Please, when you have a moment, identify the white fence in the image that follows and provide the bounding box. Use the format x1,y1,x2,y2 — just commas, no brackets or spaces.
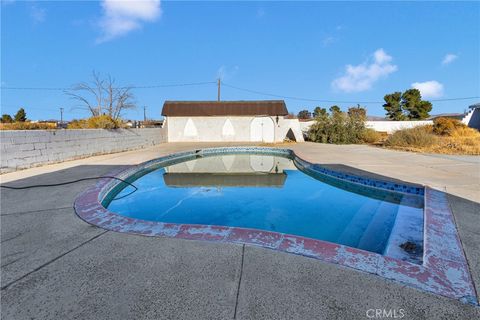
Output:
365,121,433,133
299,120,434,134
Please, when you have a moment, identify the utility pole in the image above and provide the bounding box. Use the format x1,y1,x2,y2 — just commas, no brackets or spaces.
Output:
143,106,147,122
60,107,64,124
217,78,221,102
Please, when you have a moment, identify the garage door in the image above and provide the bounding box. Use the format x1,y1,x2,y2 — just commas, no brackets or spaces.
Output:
250,117,274,142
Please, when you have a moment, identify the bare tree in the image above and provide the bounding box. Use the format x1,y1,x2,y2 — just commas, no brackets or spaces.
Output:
65,71,136,120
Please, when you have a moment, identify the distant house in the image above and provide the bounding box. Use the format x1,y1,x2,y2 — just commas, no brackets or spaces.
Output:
161,100,304,142
462,103,480,130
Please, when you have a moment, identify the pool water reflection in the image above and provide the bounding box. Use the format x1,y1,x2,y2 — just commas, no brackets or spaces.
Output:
105,154,423,254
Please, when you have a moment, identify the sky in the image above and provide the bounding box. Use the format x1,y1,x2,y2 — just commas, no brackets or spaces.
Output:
1,0,479,121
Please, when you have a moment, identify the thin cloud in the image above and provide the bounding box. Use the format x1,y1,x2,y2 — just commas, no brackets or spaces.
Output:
442,53,458,65
411,81,444,98
332,49,398,93
321,25,344,47
217,65,239,81
97,0,162,44
30,4,46,23
322,36,335,47
256,8,265,18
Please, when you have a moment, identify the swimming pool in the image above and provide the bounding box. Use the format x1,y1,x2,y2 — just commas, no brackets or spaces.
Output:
74,147,477,304
103,150,424,256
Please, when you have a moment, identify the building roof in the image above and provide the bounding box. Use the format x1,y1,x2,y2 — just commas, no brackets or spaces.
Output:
163,173,287,187
162,100,288,117
469,103,480,109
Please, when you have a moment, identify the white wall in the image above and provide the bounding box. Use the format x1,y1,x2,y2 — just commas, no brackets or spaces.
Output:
166,116,252,142
297,120,433,134
299,120,315,133
365,121,433,133
0,128,166,173
166,116,305,142
276,118,305,142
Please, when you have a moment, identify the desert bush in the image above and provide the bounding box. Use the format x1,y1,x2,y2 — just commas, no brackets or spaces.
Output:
432,117,466,136
385,126,438,148
361,128,383,144
0,122,56,130
87,115,122,129
66,119,87,129
67,115,123,129
308,106,367,144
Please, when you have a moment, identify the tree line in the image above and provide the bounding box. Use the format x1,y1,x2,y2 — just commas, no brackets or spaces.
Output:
1,108,27,123
295,88,432,121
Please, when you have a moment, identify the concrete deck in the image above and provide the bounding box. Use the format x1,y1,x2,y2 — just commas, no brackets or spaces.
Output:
1,142,479,319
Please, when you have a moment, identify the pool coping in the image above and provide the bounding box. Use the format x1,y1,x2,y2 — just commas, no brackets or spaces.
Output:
73,147,478,305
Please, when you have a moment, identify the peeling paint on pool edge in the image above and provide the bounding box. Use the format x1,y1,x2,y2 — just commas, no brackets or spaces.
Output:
73,146,478,306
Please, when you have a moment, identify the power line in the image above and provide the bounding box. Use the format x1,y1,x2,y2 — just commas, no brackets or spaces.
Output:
130,81,217,89
222,82,380,104
221,82,480,104
0,81,217,91
0,105,85,112
428,97,480,102
1,79,478,104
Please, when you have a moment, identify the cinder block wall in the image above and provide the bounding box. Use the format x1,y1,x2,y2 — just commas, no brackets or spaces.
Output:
0,128,166,173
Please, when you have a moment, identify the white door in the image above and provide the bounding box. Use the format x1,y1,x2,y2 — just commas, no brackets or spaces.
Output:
249,155,274,172
250,117,274,142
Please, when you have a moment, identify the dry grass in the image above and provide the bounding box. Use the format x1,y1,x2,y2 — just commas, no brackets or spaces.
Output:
384,125,480,155
0,122,57,130
67,115,124,129
361,128,386,144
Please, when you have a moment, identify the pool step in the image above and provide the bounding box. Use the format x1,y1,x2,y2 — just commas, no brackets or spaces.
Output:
383,197,424,263
336,201,380,248
356,200,398,253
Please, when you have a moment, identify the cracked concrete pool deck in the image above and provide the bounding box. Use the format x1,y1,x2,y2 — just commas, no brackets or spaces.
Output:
1,142,479,319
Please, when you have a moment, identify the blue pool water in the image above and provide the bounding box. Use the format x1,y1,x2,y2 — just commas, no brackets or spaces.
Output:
105,154,423,254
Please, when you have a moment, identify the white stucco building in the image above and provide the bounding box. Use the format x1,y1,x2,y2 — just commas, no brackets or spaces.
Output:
163,153,295,187
162,100,304,142
462,103,480,130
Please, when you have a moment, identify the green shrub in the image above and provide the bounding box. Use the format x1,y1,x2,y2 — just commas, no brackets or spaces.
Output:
1,114,13,123
385,126,438,148
361,128,383,144
308,106,367,144
433,117,466,136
